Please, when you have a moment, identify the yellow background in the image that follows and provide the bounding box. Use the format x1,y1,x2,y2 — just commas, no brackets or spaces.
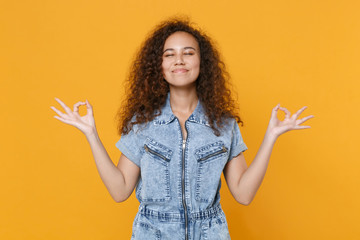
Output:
1,0,359,239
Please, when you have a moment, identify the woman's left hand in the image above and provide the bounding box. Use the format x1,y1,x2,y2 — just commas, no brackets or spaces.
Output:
266,104,314,139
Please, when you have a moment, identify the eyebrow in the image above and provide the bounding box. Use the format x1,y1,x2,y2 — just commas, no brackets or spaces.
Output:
163,47,196,53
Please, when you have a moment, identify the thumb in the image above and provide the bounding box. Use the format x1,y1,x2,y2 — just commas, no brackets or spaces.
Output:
270,104,280,119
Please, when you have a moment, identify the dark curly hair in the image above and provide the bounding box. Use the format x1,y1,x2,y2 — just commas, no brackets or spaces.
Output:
116,17,243,136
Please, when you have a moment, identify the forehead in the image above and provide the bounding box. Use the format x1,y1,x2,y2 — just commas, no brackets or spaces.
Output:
163,31,199,50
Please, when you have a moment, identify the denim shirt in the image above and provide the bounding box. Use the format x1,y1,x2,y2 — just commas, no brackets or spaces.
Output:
116,93,247,240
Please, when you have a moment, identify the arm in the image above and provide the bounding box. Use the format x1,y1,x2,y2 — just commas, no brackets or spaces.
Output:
223,104,314,206
223,133,276,206
86,132,140,202
51,98,140,202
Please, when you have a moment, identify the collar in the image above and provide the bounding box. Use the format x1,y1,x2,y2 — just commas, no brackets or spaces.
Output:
153,93,210,127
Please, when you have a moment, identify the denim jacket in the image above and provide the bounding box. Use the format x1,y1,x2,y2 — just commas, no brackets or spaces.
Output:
116,93,247,240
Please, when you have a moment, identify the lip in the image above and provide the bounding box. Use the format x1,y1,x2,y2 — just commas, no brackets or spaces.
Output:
172,68,188,73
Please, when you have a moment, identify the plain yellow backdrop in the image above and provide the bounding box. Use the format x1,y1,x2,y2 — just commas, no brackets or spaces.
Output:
1,0,359,239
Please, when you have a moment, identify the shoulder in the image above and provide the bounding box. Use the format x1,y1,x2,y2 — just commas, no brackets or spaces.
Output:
219,117,238,132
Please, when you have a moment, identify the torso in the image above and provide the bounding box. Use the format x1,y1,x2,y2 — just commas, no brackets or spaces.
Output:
173,111,191,140
116,94,247,239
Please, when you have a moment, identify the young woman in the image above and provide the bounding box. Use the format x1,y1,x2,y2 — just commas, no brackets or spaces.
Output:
51,18,314,240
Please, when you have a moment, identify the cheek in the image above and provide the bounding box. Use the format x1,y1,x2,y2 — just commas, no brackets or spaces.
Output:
193,55,200,67
161,59,168,70
161,63,169,78
194,60,201,73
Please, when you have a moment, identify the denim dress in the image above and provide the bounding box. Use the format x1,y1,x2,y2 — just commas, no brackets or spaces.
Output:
116,93,247,240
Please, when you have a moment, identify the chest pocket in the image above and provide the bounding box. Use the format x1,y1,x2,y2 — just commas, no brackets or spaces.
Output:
195,141,228,203
138,138,173,203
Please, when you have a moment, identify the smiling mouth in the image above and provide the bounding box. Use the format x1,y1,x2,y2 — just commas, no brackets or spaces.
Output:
172,69,188,73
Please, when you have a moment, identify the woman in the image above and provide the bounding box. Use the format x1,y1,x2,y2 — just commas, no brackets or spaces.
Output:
51,18,314,240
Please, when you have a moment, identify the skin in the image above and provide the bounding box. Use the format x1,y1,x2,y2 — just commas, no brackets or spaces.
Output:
50,31,314,205
161,31,201,139
162,31,200,90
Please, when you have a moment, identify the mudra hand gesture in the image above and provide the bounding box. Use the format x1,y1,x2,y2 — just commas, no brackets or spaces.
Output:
266,104,314,138
50,98,96,137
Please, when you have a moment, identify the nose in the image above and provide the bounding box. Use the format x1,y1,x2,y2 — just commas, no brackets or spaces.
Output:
175,54,185,65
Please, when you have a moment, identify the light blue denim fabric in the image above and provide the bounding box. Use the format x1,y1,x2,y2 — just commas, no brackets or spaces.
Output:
116,93,247,240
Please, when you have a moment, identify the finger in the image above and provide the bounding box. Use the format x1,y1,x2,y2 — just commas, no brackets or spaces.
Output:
293,125,311,130
273,104,280,112
85,99,93,115
50,106,67,118
297,115,315,125
73,101,86,112
270,104,280,120
54,115,74,125
279,106,291,118
55,98,72,114
293,106,308,119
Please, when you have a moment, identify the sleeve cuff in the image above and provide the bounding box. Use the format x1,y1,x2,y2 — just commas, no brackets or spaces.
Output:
229,142,248,161
115,140,141,167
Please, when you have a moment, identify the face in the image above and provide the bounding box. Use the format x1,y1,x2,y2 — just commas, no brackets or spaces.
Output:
161,31,201,89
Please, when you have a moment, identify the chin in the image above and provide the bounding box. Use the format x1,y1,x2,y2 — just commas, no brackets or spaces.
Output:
168,82,197,89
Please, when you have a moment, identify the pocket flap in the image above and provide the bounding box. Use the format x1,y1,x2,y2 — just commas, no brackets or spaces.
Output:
144,138,173,162
195,141,228,162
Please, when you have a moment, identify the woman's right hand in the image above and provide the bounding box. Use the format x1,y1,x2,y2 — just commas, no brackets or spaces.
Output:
50,98,97,137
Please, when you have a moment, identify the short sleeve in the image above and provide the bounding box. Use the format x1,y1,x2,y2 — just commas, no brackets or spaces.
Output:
115,129,142,167
229,120,248,161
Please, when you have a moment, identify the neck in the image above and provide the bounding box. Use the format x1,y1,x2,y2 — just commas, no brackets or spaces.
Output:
169,86,198,114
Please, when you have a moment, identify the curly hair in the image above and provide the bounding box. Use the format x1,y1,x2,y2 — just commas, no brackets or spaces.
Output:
116,17,243,136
